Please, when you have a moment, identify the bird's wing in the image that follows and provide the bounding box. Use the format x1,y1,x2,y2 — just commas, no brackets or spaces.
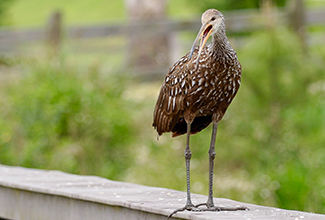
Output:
153,57,190,136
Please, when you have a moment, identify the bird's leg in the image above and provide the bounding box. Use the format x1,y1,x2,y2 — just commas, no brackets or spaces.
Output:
194,122,217,209
184,121,193,207
168,122,201,219
196,122,249,212
207,121,218,208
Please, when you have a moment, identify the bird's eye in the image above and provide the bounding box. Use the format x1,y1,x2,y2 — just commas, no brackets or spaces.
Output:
211,16,216,21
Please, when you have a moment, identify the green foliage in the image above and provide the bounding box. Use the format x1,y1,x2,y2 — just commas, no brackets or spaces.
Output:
224,28,325,212
0,61,135,180
0,0,14,26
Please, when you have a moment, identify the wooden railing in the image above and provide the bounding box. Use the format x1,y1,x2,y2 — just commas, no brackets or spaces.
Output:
0,164,324,220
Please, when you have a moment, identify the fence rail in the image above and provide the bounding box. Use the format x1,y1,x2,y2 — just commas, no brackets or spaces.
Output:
0,7,324,45
0,5,324,76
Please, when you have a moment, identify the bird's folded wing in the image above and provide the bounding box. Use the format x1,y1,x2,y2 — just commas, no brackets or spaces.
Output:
152,59,191,135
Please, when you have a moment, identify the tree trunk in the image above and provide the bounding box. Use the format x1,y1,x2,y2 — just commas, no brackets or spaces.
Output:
125,0,169,76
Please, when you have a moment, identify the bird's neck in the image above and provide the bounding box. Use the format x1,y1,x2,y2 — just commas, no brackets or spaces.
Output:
212,30,232,53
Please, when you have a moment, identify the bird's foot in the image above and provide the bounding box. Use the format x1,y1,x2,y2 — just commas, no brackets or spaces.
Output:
167,202,249,218
167,203,248,218
195,202,249,211
167,204,202,219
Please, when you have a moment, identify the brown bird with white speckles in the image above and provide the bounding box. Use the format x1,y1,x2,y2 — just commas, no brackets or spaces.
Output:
153,9,248,217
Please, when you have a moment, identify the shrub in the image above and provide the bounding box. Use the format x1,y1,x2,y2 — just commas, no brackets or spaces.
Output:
0,61,135,180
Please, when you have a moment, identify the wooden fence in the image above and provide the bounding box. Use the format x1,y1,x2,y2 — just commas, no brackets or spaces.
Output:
0,2,324,76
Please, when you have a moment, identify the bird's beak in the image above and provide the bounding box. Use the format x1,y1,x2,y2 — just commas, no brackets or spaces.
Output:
189,23,213,64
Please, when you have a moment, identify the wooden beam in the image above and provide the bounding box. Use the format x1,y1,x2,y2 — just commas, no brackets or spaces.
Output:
0,165,325,220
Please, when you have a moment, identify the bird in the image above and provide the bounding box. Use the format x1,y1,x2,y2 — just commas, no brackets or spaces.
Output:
152,9,248,217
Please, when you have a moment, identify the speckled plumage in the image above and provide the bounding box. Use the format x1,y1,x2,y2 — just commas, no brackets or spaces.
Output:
153,10,241,137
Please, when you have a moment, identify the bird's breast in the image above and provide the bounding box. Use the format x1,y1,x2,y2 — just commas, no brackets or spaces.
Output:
182,55,241,116
163,46,241,115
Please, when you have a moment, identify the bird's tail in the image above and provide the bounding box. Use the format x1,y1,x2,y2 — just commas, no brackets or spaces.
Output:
171,115,212,137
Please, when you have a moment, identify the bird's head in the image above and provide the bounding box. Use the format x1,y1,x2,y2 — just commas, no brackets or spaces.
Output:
189,9,225,62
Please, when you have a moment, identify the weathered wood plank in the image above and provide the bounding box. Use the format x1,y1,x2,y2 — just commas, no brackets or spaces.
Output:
0,165,325,220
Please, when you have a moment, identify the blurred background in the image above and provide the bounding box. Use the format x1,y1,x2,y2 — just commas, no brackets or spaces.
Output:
0,0,324,214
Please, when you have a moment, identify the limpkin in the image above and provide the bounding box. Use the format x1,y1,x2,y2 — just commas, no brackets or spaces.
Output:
153,9,248,217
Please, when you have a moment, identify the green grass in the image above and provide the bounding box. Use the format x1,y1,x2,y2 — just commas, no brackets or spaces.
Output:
306,0,325,8
8,0,126,27
7,0,199,28
7,0,325,28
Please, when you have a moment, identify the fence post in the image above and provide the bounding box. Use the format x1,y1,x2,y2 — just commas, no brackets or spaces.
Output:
287,0,306,50
125,0,170,76
260,0,277,29
46,10,62,57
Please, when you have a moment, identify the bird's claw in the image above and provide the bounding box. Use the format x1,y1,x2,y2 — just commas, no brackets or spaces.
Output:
195,203,249,211
167,204,202,219
168,203,249,218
